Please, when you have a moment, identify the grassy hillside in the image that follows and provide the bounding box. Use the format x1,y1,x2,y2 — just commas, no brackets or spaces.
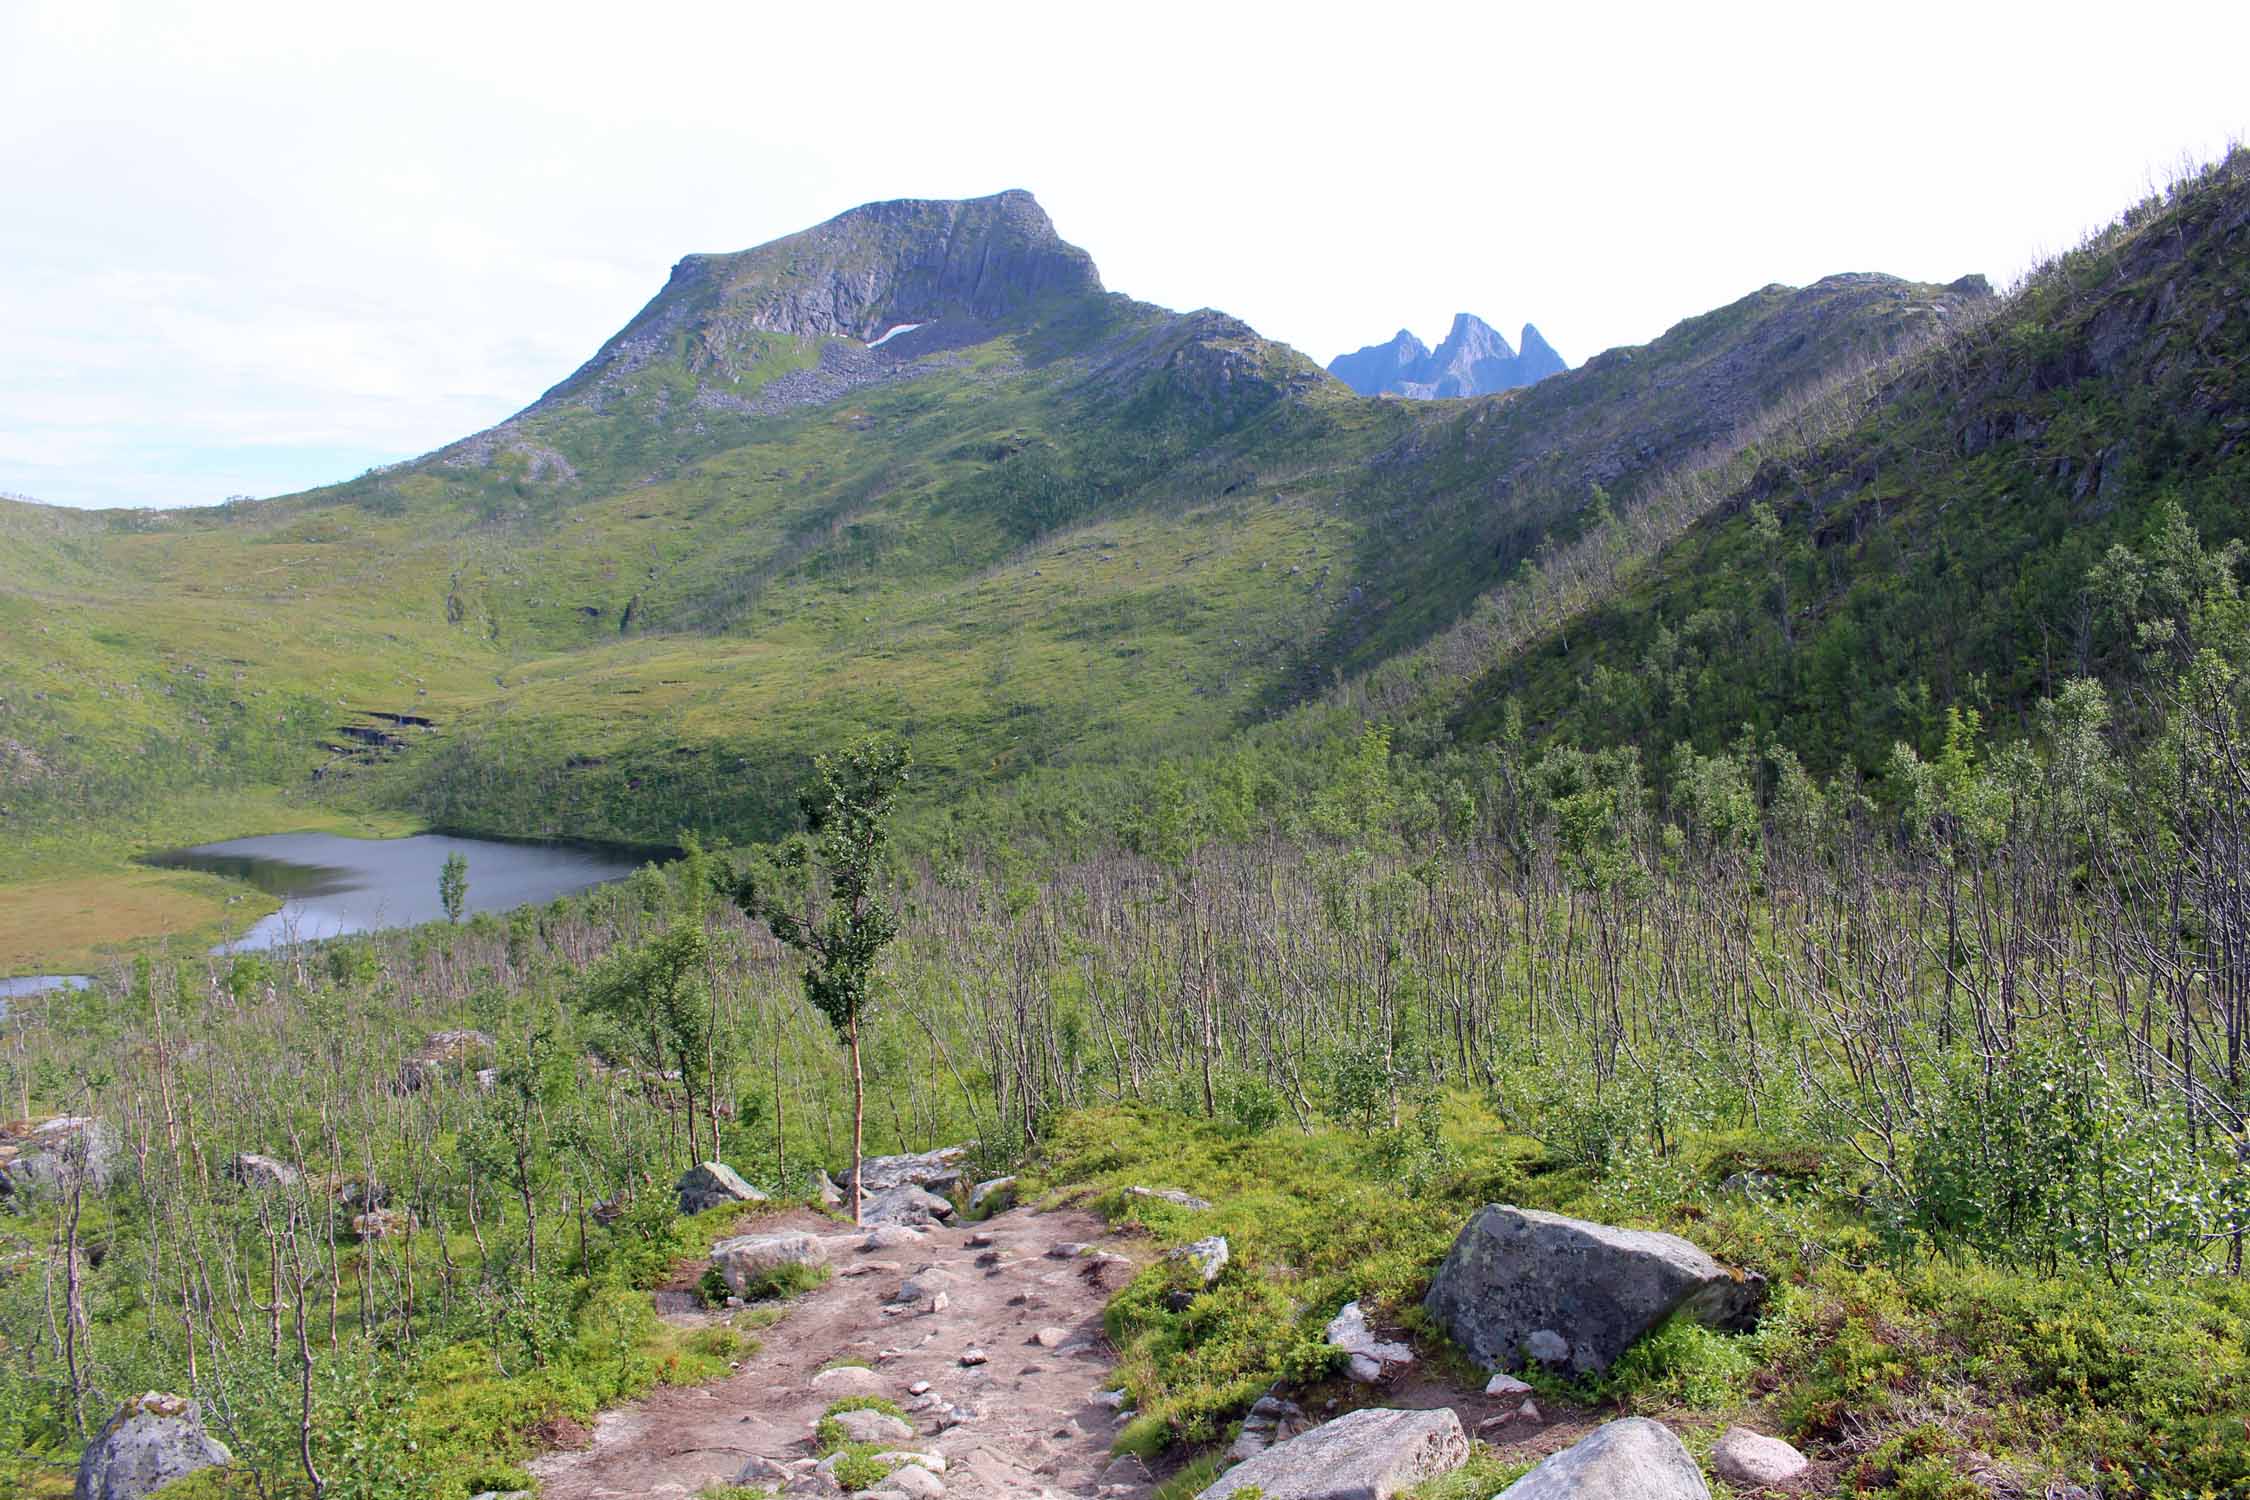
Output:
0,191,1980,968
1447,149,2250,773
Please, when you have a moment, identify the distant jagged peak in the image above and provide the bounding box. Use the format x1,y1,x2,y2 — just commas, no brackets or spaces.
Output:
1328,310,1566,399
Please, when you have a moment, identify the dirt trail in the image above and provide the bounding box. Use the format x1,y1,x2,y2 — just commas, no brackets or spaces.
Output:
529,1204,1147,1499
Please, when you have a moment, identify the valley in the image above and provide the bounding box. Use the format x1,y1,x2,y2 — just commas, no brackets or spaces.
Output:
4,146,2250,1500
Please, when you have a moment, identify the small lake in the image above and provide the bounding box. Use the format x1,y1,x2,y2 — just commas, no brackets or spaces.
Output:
0,974,91,1000
143,832,651,951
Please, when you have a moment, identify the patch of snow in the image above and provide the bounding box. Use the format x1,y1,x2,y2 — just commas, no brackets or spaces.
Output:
866,322,924,350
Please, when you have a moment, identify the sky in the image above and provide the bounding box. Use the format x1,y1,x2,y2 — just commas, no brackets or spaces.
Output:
4,1,2245,510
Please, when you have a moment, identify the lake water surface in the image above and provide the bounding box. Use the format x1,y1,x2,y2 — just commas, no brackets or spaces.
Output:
143,832,649,951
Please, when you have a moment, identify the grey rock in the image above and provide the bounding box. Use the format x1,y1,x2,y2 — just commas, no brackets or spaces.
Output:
1422,1205,1765,1375
807,1167,844,1210
1324,1300,1414,1383
1526,1329,1570,1365
862,1224,928,1251
1196,1405,1467,1499
0,1115,116,1198
76,1392,233,1500
677,1160,769,1215
969,1175,1017,1213
1124,1185,1213,1210
711,1231,828,1294
879,1462,945,1498
1166,1235,1229,1285
224,1153,301,1190
860,1184,955,1226
890,1267,958,1304
1495,1417,1708,1500
1710,1427,1809,1487
841,1143,976,1196
1718,1170,1784,1199
829,1408,913,1444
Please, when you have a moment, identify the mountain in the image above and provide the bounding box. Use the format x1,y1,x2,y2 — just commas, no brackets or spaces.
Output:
0,186,1992,943
1361,150,2250,780
1327,313,1567,398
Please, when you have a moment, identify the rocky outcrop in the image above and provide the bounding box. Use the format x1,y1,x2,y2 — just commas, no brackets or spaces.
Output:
676,1161,768,1215
1422,1205,1764,1375
1196,1405,1467,1499
842,1144,973,1197
1329,315,1567,399
1495,1417,1708,1500
711,1231,828,1296
77,1392,232,1500
543,191,1100,406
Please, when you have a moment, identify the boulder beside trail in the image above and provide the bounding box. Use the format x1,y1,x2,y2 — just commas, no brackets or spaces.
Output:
841,1144,974,1196
76,1392,232,1500
676,1161,768,1215
969,1175,1017,1213
1495,1417,1708,1500
807,1167,845,1210
710,1231,828,1295
860,1183,955,1226
1422,1205,1764,1375
1197,1405,1467,1499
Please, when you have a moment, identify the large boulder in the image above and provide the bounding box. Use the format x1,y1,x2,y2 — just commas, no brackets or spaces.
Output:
398,1029,494,1091
0,1116,116,1198
1495,1417,1708,1500
710,1231,828,1295
859,1183,955,1226
676,1161,768,1215
1421,1205,1765,1375
77,1391,233,1500
841,1144,974,1196
1197,1406,1466,1500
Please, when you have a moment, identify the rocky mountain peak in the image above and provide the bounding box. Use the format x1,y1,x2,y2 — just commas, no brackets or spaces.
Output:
1329,310,1566,399
540,189,1105,405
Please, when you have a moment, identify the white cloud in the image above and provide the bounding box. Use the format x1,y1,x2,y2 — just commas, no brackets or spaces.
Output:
2,0,2245,507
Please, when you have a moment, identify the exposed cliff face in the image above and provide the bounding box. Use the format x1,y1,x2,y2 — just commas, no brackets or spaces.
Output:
1328,314,1567,398
539,189,1104,405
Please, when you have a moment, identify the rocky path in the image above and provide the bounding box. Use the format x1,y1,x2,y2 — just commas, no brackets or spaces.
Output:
529,1204,1147,1500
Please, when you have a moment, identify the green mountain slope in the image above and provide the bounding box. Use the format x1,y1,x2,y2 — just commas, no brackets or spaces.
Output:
0,188,1988,932
1446,149,2250,773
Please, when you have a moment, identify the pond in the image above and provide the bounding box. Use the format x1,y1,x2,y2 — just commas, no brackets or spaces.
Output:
142,832,651,951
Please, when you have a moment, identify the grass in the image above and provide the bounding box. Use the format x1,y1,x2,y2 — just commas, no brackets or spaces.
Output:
1033,1099,2250,1499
